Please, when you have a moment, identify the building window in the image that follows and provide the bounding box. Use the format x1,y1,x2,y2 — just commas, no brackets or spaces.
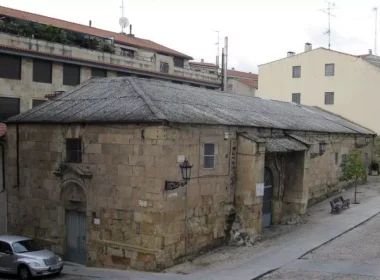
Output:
335,153,339,165
117,72,132,77
33,59,52,83
63,64,80,86
160,62,169,73
292,93,301,104
0,54,21,80
325,92,334,105
32,99,46,108
341,154,348,172
121,48,135,58
91,68,107,77
0,97,20,121
206,86,215,90
66,138,82,163
203,143,215,169
325,63,335,76
173,57,184,68
292,66,301,78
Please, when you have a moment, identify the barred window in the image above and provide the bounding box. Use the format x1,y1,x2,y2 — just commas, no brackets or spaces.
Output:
292,66,301,78
174,57,184,68
66,138,82,163
292,93,301,104
325,92,334,105
325,63,335,76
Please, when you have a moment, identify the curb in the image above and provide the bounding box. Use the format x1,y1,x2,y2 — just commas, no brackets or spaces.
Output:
251,210,380,280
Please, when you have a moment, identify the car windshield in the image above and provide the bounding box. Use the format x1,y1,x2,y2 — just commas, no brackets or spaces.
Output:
12,239,43,253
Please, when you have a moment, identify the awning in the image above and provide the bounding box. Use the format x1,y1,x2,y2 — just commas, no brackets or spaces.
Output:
265,137,308,153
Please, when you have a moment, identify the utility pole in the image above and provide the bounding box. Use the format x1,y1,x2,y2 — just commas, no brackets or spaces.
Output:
373,7,378,55
214,30,220,68
320,1,336,49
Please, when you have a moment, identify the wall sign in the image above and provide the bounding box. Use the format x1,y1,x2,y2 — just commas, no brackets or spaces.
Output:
256,183,264,197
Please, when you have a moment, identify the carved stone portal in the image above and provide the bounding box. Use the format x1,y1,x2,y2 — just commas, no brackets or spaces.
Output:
61,181,87,212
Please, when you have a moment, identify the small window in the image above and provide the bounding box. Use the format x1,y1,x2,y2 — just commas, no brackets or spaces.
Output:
33,59,52,83
174,57,184,68
325,92,334,105
160,62,169,73
325,63,335,76
91,68,107,77
0,97,20,121
63,64,80,86
32,100,46,108
121,48,135,58
206,86,215,90
341,153,348,172
292,66,301,78
0,54,21,80
66,138,82,163
335,153,339,165
292,93,301,104
203,143,215,169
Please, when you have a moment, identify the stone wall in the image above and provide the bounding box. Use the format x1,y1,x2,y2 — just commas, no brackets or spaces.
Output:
5,124,236,271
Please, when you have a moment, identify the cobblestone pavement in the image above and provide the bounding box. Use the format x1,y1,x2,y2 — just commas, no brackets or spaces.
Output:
261,213,380,279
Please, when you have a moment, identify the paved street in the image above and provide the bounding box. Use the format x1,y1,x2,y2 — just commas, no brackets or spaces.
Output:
261,214,380,280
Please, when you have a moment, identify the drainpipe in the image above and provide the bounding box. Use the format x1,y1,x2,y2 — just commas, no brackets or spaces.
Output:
0,140,5,193
16,124,19,188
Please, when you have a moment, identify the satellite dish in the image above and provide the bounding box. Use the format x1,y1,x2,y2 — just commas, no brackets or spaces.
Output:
119,17,129,29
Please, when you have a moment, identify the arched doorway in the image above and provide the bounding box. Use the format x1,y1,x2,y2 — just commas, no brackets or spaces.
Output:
262,167,273,228
60,181,87,265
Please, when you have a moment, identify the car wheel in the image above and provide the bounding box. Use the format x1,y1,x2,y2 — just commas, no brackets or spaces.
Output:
18,265,32,280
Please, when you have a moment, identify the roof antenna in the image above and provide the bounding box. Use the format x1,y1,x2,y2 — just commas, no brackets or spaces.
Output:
119,0,129,34
373,7,378,55
320,1,336,49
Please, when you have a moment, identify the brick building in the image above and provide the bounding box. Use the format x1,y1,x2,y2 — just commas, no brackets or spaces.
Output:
3,77,375,271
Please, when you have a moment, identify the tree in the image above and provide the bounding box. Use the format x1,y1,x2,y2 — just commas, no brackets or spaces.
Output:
342,150,367,203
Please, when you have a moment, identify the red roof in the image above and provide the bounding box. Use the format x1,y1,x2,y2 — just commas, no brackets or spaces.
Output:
237,78,258,89
0,123,6,137
227,69,258,80
0,5,192,59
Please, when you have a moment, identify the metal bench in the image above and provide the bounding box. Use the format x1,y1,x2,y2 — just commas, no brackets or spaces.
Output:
330,197,342,214
340,196,350,209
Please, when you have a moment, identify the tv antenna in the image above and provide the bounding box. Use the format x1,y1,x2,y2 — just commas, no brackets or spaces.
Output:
373,7,378,55
119,0,129,33
213,30,220,67
320,1,336,49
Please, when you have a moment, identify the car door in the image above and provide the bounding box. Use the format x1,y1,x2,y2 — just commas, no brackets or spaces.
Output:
0,241,14,272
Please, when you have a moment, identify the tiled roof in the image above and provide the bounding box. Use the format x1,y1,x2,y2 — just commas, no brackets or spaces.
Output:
0,5,192,59
7,77,375,135
227,69,258,80
0,44,219,86
237,78,258,89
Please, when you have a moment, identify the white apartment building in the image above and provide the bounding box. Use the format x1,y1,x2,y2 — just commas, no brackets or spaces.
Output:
258,43,380,133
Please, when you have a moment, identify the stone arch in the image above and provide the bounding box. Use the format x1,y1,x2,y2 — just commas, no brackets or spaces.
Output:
60,179,87,212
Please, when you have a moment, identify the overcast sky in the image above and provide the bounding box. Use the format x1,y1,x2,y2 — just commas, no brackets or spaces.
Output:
1,0,379,73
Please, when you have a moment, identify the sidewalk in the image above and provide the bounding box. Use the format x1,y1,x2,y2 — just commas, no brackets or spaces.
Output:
63,178,380,280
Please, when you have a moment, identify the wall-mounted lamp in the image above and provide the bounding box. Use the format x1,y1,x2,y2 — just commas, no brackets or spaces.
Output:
165,159,193,191
311,141,327,158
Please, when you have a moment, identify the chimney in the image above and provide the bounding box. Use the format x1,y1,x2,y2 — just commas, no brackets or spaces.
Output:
201,59,204,63
305,42,312,52
127,25,135,37
45,89,66,100
89,20,92,27
287,51,295,57
369,49,373,55
232,67,235,70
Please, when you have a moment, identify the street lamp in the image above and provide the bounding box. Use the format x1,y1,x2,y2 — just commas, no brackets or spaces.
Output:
165,159,193,191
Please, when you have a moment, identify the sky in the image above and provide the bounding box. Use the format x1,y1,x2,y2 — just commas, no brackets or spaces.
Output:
1,0,380,73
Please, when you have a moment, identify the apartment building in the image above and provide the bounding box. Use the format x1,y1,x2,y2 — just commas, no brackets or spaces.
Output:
189,60,258,96
258,43,379,133
0,5,220,121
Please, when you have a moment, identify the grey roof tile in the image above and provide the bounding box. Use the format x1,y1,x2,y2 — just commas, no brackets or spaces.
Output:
7,77,375,135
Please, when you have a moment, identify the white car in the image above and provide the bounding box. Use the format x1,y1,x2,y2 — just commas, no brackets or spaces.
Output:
0,235,63,279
